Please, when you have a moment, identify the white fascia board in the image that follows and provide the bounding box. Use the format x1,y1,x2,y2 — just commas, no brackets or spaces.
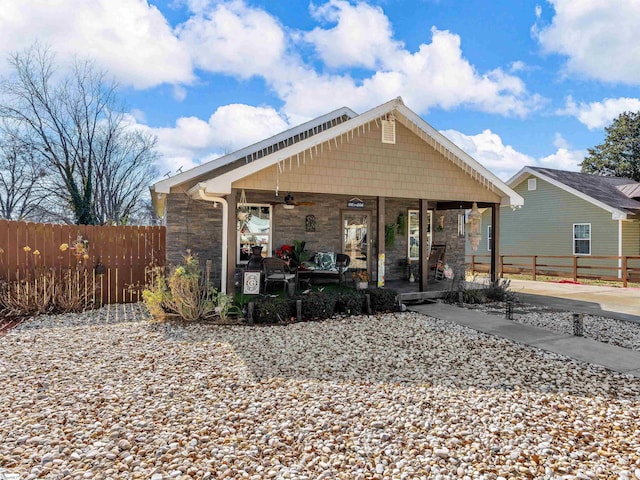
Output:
506,167,532,187
153,106,358,194
517,167,629,220
396,105,524,208
196,96,523,208
202,98,406,195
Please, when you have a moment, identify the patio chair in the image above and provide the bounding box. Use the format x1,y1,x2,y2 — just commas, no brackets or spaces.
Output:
428,244,446,279
263,257,297,294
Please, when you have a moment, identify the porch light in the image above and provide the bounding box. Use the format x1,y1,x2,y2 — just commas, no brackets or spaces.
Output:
467,202,482,251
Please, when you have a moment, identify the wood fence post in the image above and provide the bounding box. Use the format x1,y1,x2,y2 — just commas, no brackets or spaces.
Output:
532,256,537,281
573,256,578,282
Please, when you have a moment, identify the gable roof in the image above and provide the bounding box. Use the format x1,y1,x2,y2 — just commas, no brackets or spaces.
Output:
152,97,523,213
153,105,357,194
508,166,640,220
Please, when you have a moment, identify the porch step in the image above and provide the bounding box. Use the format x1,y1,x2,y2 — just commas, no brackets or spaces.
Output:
398,290,445,302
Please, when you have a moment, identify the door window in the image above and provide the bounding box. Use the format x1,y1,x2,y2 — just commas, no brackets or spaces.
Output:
342,212,369,271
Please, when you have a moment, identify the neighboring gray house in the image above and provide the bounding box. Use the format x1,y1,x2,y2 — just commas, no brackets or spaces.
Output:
468,166,640,279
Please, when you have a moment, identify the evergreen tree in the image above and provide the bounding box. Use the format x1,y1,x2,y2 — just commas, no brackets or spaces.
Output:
581,111,640,181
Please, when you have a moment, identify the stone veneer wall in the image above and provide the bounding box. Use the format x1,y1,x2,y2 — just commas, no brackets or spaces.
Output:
165,193,224,288
165,189,466,289
431,209,467,283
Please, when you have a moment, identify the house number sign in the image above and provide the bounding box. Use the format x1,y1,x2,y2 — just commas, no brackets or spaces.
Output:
347,197,365,208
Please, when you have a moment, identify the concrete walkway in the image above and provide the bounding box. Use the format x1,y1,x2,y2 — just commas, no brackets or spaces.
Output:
409,301,640,377
507,278,640,322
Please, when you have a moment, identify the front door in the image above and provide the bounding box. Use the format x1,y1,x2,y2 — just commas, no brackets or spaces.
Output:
342,211,370,271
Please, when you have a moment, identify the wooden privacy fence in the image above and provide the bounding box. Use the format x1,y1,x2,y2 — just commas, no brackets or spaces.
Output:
0,220,165,305
467,254,640,287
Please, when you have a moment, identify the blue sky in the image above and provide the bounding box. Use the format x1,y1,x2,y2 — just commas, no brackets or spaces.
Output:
2,0,640,181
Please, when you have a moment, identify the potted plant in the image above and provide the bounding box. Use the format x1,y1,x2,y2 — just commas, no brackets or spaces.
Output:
352,270,369,290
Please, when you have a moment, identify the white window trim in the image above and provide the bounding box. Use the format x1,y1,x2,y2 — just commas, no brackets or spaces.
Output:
528,178,537,191
487,225,492,252
237,203,273,264
573,223,591,256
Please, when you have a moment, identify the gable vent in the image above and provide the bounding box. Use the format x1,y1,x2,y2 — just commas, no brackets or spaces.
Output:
381,113,396,144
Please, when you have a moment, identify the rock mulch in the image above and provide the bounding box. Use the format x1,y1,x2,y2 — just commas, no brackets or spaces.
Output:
474,301,640,351
1,304,640,479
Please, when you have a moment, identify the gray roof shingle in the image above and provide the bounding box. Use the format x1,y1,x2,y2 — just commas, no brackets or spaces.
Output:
529,167,640,214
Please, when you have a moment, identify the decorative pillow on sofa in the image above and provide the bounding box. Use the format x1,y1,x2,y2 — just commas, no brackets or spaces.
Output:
315,252,336,270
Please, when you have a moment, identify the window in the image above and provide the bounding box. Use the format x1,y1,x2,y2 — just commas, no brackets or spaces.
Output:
238,204,272,263
407,209,432,260
528,178,537,190
487,225,492,251
573,223,591,255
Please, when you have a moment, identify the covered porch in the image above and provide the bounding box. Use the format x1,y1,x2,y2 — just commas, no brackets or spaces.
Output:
152,97,522,295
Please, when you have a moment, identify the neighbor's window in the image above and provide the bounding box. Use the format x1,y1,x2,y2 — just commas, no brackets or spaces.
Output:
573,223,591,255
238,204,272,263
407,209,432,260
528,178,537,191
487,225,492,251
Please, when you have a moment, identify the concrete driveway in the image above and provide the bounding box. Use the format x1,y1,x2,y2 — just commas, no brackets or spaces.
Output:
506,278,640,322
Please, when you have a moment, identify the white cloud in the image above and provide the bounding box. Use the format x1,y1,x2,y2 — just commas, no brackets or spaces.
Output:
538,148,585,171
285,24,539,121
553,132,569,149
441,128,583,180
305,0,402,69
441,129,533,180
177,0,286,79
148,104,290,175
0,0,193,88
535,0,640,84
558,96,640,129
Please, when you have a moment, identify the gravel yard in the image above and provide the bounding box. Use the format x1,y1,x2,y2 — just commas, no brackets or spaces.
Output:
1,304,640,479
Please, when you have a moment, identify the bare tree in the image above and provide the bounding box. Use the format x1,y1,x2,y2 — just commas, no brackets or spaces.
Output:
0,138,47,220
0,44,157,225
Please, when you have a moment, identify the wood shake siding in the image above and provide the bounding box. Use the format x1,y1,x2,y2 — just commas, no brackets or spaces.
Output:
234,122,501,203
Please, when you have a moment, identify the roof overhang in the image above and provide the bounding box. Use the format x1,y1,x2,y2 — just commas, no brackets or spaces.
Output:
152,105,358,195
153,97,524,216
193,99,522,205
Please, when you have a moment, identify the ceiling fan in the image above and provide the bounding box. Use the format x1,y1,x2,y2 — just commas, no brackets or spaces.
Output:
271,192,315,209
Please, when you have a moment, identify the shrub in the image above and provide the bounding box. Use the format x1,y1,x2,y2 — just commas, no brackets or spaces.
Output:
253,296,291,324
484,278,515,302
334,290,365,316
300,291,336,320
215,291,243,322
54,267,96,312
142,250,218,321
142,266,169,319
0,265,95,316
442,278,513,305
364,287,398,312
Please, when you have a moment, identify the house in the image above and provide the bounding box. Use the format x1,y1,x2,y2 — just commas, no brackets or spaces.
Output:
468,166,640,278
151,97,523,295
